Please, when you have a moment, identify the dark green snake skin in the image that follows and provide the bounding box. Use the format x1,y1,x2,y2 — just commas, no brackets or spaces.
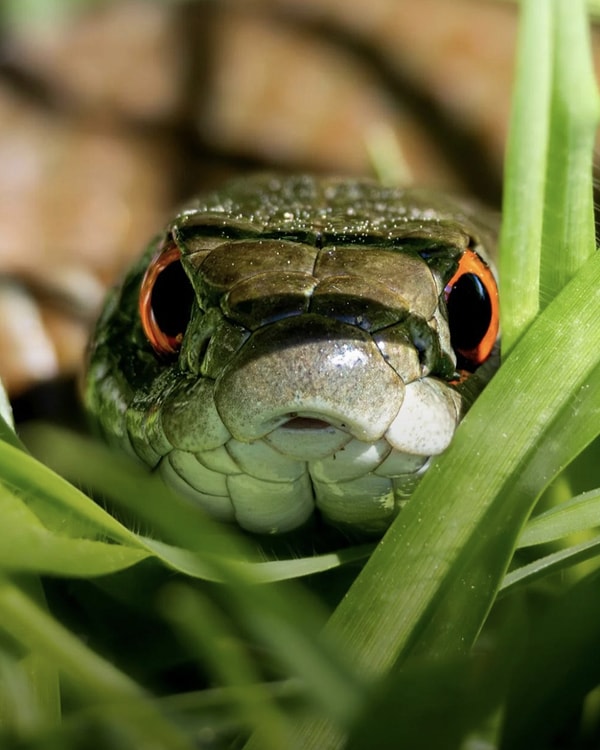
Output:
84,174,499,535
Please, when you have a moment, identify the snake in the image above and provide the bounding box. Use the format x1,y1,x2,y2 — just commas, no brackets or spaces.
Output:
84,174,500,536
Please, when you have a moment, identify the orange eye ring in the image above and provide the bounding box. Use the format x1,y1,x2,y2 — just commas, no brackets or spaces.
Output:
444,248,499,368
139,242,189,357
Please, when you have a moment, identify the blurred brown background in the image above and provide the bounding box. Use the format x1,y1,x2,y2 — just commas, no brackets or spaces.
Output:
0,0,586,399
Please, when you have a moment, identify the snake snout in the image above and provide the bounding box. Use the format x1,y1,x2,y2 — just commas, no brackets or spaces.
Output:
214,314,405,448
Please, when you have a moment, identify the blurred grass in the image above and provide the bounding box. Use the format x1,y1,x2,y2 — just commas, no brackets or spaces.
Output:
1,0,600,749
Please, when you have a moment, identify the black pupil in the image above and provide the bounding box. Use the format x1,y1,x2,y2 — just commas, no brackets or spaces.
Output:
447,273,492,354
151,260,195,338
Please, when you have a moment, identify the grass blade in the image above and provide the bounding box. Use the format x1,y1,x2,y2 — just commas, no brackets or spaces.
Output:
498,0,551,352
0,577,62,735
518,488,600,548
502,535,600,595
539,0,600,302
0,483,149,576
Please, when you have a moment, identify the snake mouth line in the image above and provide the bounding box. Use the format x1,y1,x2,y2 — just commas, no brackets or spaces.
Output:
282,416,334,430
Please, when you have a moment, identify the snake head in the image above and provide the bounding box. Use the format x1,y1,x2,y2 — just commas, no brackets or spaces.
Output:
85,174,499,536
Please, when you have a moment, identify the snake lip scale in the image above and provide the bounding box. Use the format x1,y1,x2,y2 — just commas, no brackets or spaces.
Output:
85,174,500,536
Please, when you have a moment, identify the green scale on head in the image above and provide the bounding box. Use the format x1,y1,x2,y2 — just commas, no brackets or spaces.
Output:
85,174,500,536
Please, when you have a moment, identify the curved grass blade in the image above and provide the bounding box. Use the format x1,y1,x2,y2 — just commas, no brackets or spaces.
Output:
0,406,63,734
0,482,149,576
343,249,600,664
0,409,26,452
517,488,600,548
501,535,600,595
0,437,143,546
1,424,372,580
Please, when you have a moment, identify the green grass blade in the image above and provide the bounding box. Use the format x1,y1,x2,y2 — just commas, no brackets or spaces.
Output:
0,432,244,581
501,535,600,595
0,438,141,545
498,0,551,352
0,381,15,433
518,488,600,548
0,482,151,576
0,409,27,452
0,577,62,735
500,362,600,590
143,536,373,583
539,0,600,302
1,419,370,585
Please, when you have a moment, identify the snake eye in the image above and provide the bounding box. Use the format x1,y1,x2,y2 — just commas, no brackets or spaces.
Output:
139,242,195,357
444,248,499,370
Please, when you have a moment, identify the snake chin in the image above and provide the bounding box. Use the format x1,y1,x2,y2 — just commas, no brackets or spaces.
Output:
158,433,432,537
155,381,457,537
